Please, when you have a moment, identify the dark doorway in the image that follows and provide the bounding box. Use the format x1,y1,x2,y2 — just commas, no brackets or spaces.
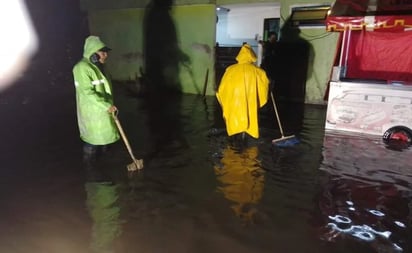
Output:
263,18,280,41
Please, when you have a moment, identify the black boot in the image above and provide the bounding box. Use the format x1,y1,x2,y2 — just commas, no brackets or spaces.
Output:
83,144,97,169
97,144,110,159
83,145,111,182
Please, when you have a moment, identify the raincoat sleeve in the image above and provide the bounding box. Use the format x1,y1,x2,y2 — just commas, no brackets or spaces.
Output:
73,62,112,111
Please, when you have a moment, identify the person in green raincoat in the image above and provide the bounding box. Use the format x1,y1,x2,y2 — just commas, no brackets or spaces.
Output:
73,36,119,167
216,43,269,139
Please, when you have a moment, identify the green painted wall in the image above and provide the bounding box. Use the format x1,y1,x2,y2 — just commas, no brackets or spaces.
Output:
83,0,340,103
300,29,339,104
87,4,216,95
80,0,214,10
88,9,144,81
173,6,216,95
278,0,339,104
80,0,278,10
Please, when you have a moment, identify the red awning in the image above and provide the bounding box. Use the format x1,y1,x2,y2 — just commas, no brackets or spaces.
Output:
327,0,412,31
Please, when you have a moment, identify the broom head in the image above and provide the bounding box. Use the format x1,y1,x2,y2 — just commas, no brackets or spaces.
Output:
127,159,144,171
272,135,299,147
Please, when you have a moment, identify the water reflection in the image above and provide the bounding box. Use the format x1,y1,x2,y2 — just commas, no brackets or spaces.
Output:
6,87,412,252
142,93,188,163
214,144,265,225
85,168,122,253
318,178,411,252
320,132,412,190
318,132,412,252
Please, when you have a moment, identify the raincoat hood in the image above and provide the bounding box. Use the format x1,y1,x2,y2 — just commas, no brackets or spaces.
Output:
236,44,257,64
83,36,108,59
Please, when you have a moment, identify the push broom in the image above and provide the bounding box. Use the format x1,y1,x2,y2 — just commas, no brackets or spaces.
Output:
112,111,144,171
270,91,299,147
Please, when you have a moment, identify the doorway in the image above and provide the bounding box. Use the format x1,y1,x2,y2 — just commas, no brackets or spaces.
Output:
263,18,280,41
214,3,281,87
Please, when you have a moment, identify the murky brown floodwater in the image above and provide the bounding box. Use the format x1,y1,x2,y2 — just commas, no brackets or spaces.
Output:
0,85,411,253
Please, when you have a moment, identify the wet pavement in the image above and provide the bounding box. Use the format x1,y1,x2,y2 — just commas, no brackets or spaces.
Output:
0,85,411,253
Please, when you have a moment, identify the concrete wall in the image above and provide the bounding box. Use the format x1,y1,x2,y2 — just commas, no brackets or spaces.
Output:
80,0,278,10
80,0,212,10
88,9,145,81
174,5,216,95
81,0,339,104
87,4,216,95
278,0,339,104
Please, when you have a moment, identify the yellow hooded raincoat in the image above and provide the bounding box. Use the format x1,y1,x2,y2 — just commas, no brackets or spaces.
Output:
216,44,269,138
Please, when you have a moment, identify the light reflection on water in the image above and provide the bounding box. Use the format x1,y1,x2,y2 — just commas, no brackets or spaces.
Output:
319,132,412,252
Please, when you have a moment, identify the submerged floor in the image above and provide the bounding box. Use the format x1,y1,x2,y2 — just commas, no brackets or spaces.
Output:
0,86,411,253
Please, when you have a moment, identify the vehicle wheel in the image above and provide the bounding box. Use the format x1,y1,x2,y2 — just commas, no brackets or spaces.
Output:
382,126,412,148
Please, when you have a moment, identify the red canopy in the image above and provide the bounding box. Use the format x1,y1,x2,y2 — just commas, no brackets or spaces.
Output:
327,0,412,31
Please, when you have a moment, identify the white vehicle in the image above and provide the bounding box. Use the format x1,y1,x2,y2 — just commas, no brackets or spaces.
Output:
326,82,412,147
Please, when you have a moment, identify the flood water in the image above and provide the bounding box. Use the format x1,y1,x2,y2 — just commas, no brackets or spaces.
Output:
0,85,411,253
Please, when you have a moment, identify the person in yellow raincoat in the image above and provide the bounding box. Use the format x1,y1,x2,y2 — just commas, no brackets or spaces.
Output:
216,43,269,139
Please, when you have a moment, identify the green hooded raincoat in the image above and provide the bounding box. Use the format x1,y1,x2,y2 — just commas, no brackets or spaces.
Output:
73,36,119,145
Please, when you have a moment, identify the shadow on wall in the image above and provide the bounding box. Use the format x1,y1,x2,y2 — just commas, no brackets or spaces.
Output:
142,0,190,95
274,18,314,104
139,0,190,162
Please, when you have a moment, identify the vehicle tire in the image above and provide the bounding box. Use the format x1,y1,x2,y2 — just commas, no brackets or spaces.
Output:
382,126,412,146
